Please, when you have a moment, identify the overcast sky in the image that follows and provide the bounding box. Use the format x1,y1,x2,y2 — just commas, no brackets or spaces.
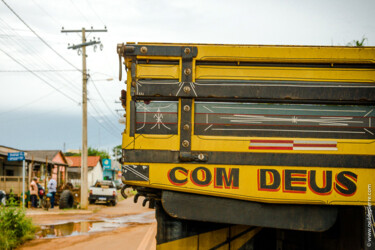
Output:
0,0,374,154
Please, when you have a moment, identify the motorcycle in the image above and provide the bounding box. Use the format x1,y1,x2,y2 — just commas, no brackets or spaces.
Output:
0,190,6,206
37,183,51,210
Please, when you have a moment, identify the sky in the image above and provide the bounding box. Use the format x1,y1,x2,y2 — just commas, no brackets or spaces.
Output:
0,0,374,154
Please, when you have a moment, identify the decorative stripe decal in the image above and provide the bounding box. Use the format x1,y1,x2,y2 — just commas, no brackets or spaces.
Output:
249,140,337,151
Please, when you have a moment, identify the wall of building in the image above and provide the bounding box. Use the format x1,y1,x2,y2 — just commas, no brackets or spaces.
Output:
88,163,103,187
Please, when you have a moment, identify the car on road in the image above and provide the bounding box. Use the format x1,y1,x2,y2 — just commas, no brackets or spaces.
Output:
89,180,118,206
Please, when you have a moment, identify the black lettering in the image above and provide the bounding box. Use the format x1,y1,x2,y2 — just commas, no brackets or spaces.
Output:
309,170,332,195
168,167,188,186
215,168,239,189
334,171,357,196
284,170,306,193
191,167,212,187
259,169,280,191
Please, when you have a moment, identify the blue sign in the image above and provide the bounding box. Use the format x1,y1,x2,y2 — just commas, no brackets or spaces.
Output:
7,152,25,161
102,159,112,170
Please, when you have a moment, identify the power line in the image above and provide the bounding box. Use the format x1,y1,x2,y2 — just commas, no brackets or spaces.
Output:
0,47,79,104
1,0,81,72
0,69,78,73
31,0,62,28
0,17,81,96
0,90,55,116
89,78,120,118
88,110,120,139
88,99,121,132
69,0,90,24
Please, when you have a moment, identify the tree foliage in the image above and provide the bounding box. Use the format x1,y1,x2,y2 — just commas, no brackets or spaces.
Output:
88,147,110,159
112,144,122,158
64,147,110,159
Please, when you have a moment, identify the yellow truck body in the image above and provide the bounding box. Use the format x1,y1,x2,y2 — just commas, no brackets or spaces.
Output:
117,43,375,249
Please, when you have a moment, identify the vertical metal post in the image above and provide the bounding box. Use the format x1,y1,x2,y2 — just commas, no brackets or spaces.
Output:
81,27,88,209
22,159,25,207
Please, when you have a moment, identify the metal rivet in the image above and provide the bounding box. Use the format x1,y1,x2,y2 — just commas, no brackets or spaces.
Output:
140,46,148,54
198,154,204,160
182,140,190,148
183,105,190,112
183,86,191,93
183,124,190,131
184,48,191,55
184,68,191,75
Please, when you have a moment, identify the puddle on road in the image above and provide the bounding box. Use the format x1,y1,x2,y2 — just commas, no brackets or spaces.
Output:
36,211,155,239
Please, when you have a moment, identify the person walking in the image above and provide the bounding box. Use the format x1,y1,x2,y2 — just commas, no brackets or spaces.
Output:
47,175,57,208
29,177,38,208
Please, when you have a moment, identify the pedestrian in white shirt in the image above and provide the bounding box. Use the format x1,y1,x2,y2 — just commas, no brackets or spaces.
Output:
47,176,57,208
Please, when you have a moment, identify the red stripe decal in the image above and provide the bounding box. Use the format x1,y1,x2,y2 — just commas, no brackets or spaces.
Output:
249,146,293,150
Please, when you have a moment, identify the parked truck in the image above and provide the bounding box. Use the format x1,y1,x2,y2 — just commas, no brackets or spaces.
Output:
117,43,375,249
89,180,117,206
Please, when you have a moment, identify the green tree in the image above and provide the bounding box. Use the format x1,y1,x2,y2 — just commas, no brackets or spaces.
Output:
88,147,110,159
64,147,110,159
112,145,122,158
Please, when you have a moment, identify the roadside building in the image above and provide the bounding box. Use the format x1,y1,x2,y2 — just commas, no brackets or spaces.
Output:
0,145,68,195
102,159,121,180
65,156,103,187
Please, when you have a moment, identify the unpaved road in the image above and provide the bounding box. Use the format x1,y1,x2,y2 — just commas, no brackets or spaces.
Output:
19,197,156,250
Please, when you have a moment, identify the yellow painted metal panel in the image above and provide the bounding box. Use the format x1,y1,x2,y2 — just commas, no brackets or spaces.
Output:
194,45,375,63
133,42,375,63
198,228,229,250
124,163,375,206
230,227,262,249
133,134,179,150
136,64,179,79
157,235,198,250
195,65,375,83
191,136,375,156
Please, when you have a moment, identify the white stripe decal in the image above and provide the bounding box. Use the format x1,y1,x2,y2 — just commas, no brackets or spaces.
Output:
249,140,337,151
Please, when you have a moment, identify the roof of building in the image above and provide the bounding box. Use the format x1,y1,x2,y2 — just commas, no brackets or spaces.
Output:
0,146,68,166
65,156,102,168
25,150,67,163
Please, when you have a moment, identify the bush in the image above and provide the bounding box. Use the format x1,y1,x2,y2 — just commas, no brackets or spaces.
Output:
0,196,36,249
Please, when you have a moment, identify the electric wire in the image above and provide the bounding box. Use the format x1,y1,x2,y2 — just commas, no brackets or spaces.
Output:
89,78,120,118
87,107,120,138
0,69,78,72
0,17,82,96
0,90,55,116
88,98,121,132
31,0,62,28
0,47,79,104
1,0,81,72
69,0,90,25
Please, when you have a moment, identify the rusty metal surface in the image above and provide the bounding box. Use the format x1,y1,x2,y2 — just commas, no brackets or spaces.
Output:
162,191,338,232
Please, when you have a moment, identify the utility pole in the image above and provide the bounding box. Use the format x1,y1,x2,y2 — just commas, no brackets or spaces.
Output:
61,27,107,209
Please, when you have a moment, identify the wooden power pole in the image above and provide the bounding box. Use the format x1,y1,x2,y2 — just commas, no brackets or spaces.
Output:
61,27,107,209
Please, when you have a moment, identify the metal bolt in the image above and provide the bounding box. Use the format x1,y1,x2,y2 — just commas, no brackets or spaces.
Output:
183,86,191,94
184,68,191,75
140,46,148,54
182,140,190,148
198,154,204,161
183,124,190,131
184,48,191,55
183,105,190,112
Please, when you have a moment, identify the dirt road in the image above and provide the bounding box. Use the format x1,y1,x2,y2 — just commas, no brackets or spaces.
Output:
19,197,156,250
